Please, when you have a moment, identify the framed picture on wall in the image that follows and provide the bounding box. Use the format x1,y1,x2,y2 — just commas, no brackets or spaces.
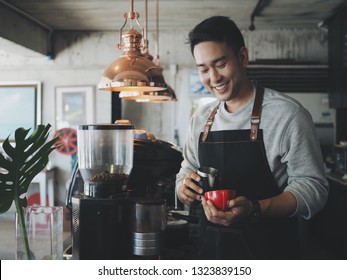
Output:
0,81,42,142
55,86,95,130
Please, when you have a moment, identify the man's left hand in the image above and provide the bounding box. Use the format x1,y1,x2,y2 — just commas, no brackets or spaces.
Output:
201,196,253,226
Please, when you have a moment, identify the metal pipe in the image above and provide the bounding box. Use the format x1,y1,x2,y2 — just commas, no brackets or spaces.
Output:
0,0,54,56
155,0,159,65
130,0,134,15
0,0,52,31
249,0,271,31
127,0,135,19
143,0,148,50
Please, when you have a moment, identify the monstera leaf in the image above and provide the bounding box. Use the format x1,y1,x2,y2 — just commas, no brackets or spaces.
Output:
0,124,59,213
0,124,59,259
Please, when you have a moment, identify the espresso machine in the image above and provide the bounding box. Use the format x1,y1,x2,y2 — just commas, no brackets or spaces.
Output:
68,123,184,259
71,123,134,260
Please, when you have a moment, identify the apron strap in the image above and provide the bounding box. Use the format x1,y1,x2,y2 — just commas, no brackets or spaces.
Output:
201,102,221,142
250,82,265,141
201,81,265,143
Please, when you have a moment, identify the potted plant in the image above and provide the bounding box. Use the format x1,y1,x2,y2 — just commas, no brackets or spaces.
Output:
0,124,59,259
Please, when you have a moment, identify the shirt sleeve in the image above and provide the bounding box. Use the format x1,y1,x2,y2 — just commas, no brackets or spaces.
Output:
279,106,329,219
175,114,201,194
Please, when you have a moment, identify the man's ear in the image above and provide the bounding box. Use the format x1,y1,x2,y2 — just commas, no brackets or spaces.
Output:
238,47,249,67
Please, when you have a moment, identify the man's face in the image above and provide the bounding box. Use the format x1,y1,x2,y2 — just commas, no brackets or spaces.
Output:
193,41,247,102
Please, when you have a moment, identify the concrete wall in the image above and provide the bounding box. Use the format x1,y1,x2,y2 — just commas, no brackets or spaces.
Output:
0,27,329,204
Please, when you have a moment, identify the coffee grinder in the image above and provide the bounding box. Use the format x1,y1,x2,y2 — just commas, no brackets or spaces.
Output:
71,123,134,260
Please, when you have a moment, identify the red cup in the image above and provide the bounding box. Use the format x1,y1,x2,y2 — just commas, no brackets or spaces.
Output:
204,189,236,211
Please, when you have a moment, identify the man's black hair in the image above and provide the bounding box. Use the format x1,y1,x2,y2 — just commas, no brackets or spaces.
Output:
188,16,245,56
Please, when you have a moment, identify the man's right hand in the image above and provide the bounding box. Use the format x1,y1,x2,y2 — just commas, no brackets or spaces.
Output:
177,172,204,205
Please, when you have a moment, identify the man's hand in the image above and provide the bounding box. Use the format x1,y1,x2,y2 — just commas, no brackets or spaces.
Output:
202,191,298,226
177,172,204,206
201,195,253,226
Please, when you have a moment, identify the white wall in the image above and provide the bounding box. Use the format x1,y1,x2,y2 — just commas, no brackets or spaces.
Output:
286,93,335,123
0,27,329,204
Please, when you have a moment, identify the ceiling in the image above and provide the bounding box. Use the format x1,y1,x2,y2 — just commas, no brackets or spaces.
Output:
1,0,347,32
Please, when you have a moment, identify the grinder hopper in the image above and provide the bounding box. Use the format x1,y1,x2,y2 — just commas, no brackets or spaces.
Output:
77,123,134,198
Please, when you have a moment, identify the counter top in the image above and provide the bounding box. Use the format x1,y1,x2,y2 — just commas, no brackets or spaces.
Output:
326,172,347,188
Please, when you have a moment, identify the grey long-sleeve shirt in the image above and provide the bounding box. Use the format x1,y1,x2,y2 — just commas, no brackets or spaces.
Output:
176,88,329,219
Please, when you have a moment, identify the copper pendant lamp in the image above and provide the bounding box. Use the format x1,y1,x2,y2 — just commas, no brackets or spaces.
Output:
120,0,177,102
98,0,167,92
119,84,176,102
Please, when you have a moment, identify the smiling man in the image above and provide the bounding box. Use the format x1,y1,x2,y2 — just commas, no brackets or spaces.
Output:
176,16,329,260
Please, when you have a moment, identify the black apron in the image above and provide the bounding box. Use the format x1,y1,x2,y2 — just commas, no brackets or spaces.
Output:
197,84,300,260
